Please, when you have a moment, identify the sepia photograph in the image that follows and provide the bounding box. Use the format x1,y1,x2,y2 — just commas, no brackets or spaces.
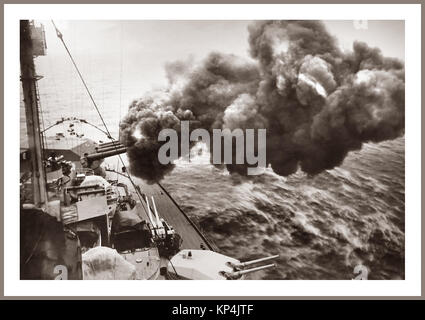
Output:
17,17,407,282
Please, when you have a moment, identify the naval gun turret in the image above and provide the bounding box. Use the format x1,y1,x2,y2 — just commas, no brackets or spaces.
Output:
82,141,127,163
80,141,127,177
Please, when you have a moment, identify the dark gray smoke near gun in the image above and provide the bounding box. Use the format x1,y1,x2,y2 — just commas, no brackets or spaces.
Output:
120,20,405,183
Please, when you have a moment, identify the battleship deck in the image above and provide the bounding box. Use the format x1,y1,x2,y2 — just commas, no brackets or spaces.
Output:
106,170,217,252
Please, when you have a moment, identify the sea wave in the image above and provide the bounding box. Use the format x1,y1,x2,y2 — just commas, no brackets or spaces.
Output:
162,138,405,279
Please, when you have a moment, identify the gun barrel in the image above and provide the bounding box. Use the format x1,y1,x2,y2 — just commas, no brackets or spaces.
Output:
85,146,127,161
99,141,122,148
95,144,125,153
225,264,275,279
235,255,279,268
151,196,163,228
145,194,157,228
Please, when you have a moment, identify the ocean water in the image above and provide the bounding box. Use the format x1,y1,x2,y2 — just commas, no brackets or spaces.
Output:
163,139,405,280
22,51,405,280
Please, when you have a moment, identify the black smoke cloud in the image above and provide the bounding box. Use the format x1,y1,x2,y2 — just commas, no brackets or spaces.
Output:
120,20,404,183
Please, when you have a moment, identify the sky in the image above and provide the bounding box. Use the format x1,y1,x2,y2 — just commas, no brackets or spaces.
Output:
44,20,405,58
39,20,404,92
29,19,405,143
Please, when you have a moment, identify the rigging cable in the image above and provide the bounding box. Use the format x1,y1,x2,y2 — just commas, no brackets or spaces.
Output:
51,20,144,204
116,21,124,182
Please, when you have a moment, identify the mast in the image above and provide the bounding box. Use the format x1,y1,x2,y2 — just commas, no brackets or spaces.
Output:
20,20,48,206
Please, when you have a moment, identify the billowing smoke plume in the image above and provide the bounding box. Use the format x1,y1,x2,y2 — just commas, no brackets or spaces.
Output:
120,21,404,183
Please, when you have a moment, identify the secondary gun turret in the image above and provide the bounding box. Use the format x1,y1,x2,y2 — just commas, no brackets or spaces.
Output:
166,250,279,280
